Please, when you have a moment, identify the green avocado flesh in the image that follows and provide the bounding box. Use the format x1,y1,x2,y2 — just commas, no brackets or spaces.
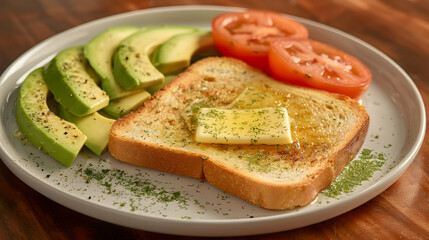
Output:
57,104,115,156
16,68,87,167
44,46,109,117
103,90,151,119
84,26,143,100
152,30,214,75
146,75,176,95
112,25,197,89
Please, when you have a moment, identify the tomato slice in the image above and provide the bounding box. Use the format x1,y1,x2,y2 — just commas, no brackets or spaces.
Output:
212,10,308,72
268,38,372,98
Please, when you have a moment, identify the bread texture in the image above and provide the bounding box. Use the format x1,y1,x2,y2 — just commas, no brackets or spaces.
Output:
109,57,369,210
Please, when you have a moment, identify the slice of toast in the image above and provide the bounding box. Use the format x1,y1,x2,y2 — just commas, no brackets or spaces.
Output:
109,57,369,210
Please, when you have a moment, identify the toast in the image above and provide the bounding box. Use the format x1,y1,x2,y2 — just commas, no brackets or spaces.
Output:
108,57,369,210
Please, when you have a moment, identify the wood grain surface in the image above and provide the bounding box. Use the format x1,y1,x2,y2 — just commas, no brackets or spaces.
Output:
1,0,428,239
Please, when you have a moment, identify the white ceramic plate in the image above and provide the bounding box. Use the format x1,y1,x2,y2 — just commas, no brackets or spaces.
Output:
0,6,425,237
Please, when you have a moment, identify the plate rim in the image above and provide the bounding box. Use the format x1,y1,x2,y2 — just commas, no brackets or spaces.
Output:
0,5,426,236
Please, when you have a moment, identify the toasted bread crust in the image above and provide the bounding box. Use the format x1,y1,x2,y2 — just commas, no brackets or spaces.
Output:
109,57,369,210
108,132,205,179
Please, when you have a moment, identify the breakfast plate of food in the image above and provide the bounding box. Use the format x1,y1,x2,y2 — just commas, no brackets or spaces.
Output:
0,5,425,236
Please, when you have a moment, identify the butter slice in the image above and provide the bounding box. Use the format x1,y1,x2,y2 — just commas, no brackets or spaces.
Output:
195,107,293,144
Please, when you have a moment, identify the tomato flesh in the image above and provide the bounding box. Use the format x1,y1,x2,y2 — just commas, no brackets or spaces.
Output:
269,39,372,98
212,11,308,72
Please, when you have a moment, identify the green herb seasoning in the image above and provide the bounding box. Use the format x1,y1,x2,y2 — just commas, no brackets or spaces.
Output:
321,149,387,198
82,167,189,211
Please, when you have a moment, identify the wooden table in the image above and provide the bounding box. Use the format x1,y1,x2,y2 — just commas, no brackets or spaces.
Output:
1,0,428,239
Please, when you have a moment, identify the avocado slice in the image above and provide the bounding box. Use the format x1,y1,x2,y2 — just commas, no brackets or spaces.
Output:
16,68,87,167
44,46,109,117
112,26,197,89
152,30,215,74
145,75,176,95
102,90,151,119
57,104,115,156
84,26,144,100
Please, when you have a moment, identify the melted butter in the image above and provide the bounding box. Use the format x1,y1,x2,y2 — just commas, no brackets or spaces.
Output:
227,86,342,148
195,107,293,145
175,85,350,174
